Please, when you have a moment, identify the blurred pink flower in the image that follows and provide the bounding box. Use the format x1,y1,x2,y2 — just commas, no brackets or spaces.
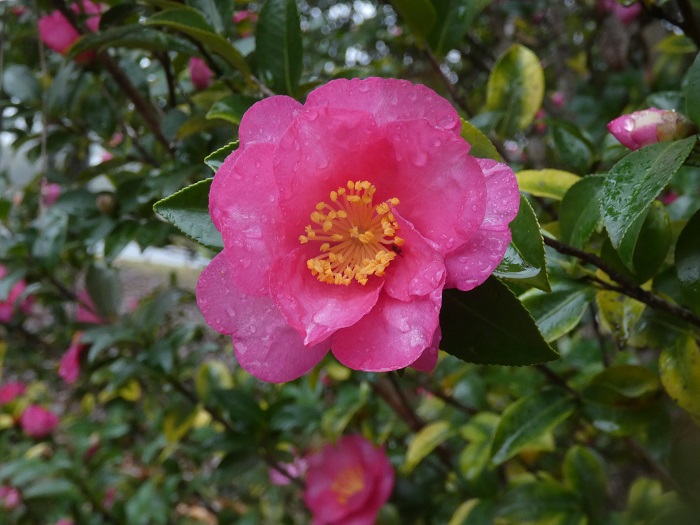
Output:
233,10,257,24
189,57,213,90
197,77,519,382
108,131,124,147
11,6,28,16
20,405,59,438
551,91,565,108
0,382,26,405
607,108,697,150
54,519,74,525
0,485,20,510
103,486,116,509
101,151,114,162
0,265,32,323
37,0,102,62
303,435,394,525
599,0,642,24
76,290,107,324
269,456,308,486
41,179,62,207
534,109,547,134
59,332,87,384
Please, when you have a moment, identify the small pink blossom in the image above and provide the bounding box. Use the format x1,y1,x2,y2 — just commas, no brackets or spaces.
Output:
269,456,308,486
41,179,62,207
599,0,642,24
101,151,114,162
103,486,116,509
233,10,257,24
189,57,214,90
304,435,394,525
0,265,32,323
37,1,103,62
534,109,547,134
196,77,519,382
661,191,679,205
0,485,21,510
20,404,59,438
551,91,565,108
108,131,124,147
54,519,74,525
607,108,697,150
0,382,26,405
76,290,107,324
59,332,87,384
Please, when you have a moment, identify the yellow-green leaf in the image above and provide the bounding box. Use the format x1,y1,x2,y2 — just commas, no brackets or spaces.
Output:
195,361,234,403
403,420,454,474
460,118,501,161
516,169,581,200
659,337,700,421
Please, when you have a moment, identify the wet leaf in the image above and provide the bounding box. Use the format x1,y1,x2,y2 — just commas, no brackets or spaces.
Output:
256,0,303,95
516,169,581,200
659,337,700,421
205,141,238,172
559,175,604,249
391,0,437,42
460,118,501,161
563,446,607,519
521,282,595,342
206,95,259,124
675,208,700,315
428,0,492,56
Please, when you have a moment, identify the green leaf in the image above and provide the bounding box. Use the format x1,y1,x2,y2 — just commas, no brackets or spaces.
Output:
68,25,181,57
403,420,454,474
521,282,595,343
256,0,303,95
427,0,492,56
600,136,696,249
675,208,700,315
458,413,499,481
204,141,238,172
391,0,437,42
616,200,671,276
195,361,234,403
582,365,660,408
22,479,78,500
2,65,40,105
85,264,122,320
595,284,647,348
494,196,550,292
516,169,581,200
685,51,700,125
486,44,545,136
153,178,223,251
448,499,496,525
206,95,259,124
498,481,581,522
563,446,607,519
560,176,604,249
440,277,558,366
549,120,595,174
145,8,252,80
490,389,576,465
460,118,501,161
659,337,700,421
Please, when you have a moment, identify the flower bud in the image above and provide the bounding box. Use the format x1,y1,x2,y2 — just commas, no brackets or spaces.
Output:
607,108,697,150
188,57,213,91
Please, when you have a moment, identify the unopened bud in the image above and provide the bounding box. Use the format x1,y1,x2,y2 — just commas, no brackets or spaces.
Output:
607,108,697,151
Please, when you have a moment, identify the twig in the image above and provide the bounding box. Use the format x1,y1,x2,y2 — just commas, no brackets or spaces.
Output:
535,365,579,398
158,51,178,109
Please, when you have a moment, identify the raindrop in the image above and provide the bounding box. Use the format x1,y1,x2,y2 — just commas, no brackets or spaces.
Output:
438,115,455,128
412,150,428,166
249,325,257,334
357,82,369,93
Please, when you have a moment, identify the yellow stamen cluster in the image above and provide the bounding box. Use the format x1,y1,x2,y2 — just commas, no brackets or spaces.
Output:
299,180,404,286
330,465,365,505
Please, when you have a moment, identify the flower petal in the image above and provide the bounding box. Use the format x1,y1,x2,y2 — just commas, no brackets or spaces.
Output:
239,95,303,146
269,247,383,346
332,289,442,371
444,228,512,291
197,253,329,382
306,77,461,134
476,158,520,231
410,325,441,372
383,210,445,301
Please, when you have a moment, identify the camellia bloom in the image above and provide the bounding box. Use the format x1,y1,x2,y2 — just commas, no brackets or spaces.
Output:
20,404,59,438
41,179,62,207
59,332,87,384
0,265,32,323
0,382,26,405
197,77,519,382
303,434,394,525
599,0,642,24
0,485,21,510
608,108,698,150
37,0,102,62
189,57,214,90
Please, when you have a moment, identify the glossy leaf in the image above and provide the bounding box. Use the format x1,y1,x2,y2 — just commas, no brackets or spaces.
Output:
448,499,496,525
659,337,700,421
685,51,700,125
582,365,660,408
68,25,181,57
675,208,700,315
403,420,454,474
206,95,259,124
85,264,122,320
490,389,576,464
494,196,550,292
153,178,223,251
615,200,671,276
428,0,492,56
458,413,499,481
563,446,607,519
205,141,238,173
600,136,696,249
595,284,647,348
560,175,604,249
460,118,501,161
516,169,581,200
486,44,545,136
440,277,558,366
145,8,252,79
549,120,595,174
256,0,303,95
521,282,595,343
497,481,581,522
391,0,437,42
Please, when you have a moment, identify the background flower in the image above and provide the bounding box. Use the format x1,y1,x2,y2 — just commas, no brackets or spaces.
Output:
20,405,59,438
37,1,102,62
59,332,87,384
0,265,32,323
189,57,213,90
0,382,26,406
608,108,697,150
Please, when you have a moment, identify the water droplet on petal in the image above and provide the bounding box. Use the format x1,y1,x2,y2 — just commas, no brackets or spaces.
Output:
438,115,456,128
357,82,369,93
412,150,428,166
249,325,257,334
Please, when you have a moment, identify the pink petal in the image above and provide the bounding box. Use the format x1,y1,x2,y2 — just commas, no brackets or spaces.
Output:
383,210,445,301
38,11,79,55
444,229,512,291
269,247,383,346
239,96,303,146
332,289,442,371
196,253,329,382
475,158,520,232
378,119,487,253
211,142,290,296
306,77,461,134
410,325,441,372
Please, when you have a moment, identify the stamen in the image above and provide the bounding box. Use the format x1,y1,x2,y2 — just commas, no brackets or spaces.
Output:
300,180,402,286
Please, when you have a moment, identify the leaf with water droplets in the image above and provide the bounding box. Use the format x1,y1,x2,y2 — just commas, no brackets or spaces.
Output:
675,209,700,316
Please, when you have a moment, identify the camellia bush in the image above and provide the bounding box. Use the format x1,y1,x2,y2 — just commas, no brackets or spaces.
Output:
2,0,700,523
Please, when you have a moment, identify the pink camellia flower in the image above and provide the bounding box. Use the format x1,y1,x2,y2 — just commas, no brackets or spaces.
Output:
551,91,565,108
0,265,32,323
37,0,102,62
41,179,62,207
233,10,258,37
599,0,642,24
54,519,74,525
269,456,308,486
20,404,59,438
0,485,21,510
189,57,214,90
0,382,26,405
607,107,698,150
303,435,394,525
197,77,519,382
59,332,87,384
76,290,107,324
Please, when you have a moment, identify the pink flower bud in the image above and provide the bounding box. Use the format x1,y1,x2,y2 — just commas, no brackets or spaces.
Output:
0,382,26,405
551,91,565,108
20,405,59,438
0,486,21,510
188,57,214,91
303,435,394,525
59,332,88,384
607,108,697,150
41,180,62,207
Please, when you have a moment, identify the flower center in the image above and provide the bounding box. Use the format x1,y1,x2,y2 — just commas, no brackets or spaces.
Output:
330,464,365,505
299,180,404,286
